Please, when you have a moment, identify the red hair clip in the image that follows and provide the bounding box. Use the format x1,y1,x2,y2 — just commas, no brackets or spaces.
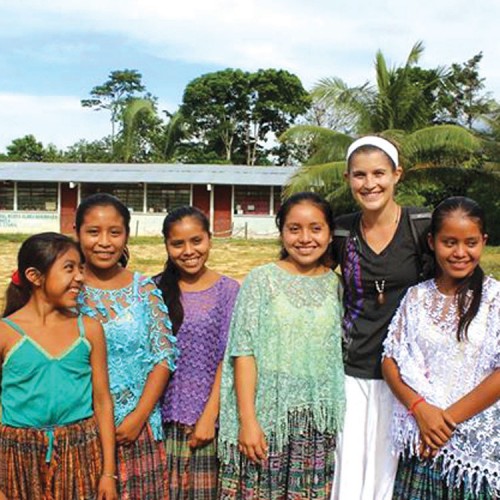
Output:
11,269,22,286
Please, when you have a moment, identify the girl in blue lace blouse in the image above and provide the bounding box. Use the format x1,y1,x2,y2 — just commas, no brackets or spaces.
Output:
76,193,179,500
383,197,500,498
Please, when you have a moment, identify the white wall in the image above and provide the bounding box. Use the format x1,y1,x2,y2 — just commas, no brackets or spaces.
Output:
0,211,59,233
129,213,166,236
232,215,279,239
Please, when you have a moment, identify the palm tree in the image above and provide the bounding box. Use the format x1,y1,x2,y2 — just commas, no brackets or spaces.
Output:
281,42,486,204
311,41,443,134
119,98,156,162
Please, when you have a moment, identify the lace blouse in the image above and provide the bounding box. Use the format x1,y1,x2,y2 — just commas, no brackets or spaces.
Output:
383,277,500,495
78,272,179,440
218,263,345,464
161,275,240,425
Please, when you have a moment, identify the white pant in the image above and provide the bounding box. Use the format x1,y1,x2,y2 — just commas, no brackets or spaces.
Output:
331,375,398,500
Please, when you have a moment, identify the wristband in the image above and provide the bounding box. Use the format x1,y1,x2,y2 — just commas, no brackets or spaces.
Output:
102,472,118,480
408,396,425,415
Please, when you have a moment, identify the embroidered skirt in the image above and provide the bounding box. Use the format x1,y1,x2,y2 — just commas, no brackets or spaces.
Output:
0,416,102,500
218,411,337,500
116,422,168,499
393,453,496,500
163,422,218,500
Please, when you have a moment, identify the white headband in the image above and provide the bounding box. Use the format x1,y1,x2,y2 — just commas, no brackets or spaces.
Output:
346,136,399,167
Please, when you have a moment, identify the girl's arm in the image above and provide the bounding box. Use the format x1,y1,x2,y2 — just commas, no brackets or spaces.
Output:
382,357,456,454
86,318,117,500
188,362,223,449
235,355,267,463
115,364,170,444
446,369,500,424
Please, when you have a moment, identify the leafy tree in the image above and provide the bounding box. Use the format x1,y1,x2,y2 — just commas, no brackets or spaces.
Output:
6,135,45,161
64,138,113,163
181,68,310,165
181,69,250,162
81,69,147,142
436,53,493,129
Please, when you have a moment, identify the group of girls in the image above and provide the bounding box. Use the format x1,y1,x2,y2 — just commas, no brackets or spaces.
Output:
0,135,498,500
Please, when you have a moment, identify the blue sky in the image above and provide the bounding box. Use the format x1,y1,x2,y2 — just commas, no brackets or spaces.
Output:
1,0,499,152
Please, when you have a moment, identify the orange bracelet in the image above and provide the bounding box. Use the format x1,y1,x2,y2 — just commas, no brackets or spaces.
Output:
408,396,425,415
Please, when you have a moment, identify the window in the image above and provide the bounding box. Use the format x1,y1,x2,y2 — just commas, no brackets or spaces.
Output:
234,186,270,215
17,182,58,211
81,183,144,212
147,184,191,213
0,182,14,210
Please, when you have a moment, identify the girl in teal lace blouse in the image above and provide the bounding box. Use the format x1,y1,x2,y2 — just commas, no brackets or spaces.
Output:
0,233,116,500
218,192,345,500
75,194,178,500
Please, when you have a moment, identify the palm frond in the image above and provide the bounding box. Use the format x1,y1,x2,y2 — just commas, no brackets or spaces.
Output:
121,98,155,162
280,125,353,164
402,125,482,168
284,161,346,197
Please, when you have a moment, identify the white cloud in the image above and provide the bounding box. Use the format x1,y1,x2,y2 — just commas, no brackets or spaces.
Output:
5,0,499,91
1,0,499,150
0,94,110,152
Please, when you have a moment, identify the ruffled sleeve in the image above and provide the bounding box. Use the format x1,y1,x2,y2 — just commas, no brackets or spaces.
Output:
382,284,433,397
139,276,179,371
227,269,263,357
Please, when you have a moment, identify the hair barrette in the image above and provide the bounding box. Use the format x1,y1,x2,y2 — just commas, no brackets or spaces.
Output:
11,269,22,286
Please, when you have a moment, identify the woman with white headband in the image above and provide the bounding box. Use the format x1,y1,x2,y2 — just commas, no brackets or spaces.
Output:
331,136,432,500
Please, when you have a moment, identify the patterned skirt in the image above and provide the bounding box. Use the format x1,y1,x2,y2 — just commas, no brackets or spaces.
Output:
219,413,337,500
0,416,102,500
163,422,218,500
116,422,168,500
393,453,496,500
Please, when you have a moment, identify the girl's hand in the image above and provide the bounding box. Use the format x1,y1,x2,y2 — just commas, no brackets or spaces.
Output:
238,418,268,464
116,411,145,445
413,401,456,452
97,476,118,500
188,413,217,449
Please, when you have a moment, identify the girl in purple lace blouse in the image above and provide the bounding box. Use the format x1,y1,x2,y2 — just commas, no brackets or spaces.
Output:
154,206,239,499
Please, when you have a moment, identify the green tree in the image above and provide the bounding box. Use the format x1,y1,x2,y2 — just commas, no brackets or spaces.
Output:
311,41,444,133
64,138,114,163
436,53,493,129
181,68,310,165
6,135,45,161
181,69,250,162
81,69,147,143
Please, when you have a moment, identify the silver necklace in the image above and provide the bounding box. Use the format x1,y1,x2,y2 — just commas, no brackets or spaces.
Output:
375,279,386,305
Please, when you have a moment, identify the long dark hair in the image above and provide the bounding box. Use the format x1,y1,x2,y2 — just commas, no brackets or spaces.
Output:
3,232,81,317
157,206,211,334
430,196,486,341
75,193,131,267
275,191,334,265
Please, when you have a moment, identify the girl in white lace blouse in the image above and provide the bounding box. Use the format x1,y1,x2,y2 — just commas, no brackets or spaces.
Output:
382,197,499,499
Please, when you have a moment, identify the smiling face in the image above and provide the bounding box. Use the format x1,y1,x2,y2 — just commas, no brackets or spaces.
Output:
346,149,402,214
429,211,487,290
280,201,332,273
165,215,211,279
77,204,129,272
42,247,84,308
